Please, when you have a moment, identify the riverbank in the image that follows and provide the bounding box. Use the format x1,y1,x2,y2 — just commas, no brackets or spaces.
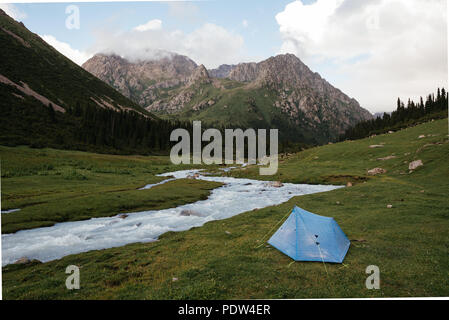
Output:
0,147,222,234
2,169,341,265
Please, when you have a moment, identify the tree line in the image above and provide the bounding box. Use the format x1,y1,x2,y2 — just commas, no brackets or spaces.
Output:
66,102,194,153
340,88,448,141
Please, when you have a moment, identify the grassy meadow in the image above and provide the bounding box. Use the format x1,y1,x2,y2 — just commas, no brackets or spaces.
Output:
0,147,221,234
1,118,449,299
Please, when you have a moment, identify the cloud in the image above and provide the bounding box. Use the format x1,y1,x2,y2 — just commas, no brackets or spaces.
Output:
90,22,247,69
41,35,92,66
276,0,448,112
242,19,249,28
0,3,27,20
134,19,162,32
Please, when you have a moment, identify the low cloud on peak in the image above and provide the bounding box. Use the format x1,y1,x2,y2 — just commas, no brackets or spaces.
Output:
89,22,247,69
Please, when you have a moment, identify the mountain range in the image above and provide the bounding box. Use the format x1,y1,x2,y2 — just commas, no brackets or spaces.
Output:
0,7,373,150
83,52,373,144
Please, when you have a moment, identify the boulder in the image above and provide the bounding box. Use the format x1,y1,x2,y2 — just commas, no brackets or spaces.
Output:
409,160,423,171
367,168,387,175
369,145,384,148
346,182,353,187
118,214,128,219
180,209,202,217
268,181,284,188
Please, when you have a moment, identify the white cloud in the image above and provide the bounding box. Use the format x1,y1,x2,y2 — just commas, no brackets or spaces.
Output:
0,3,27,20
90,22,247,68
40,35,92,66
276,0,448,112
242,19,249,28
134,19,162,32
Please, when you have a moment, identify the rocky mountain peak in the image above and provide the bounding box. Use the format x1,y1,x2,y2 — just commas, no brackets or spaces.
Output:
188,64,210,85
83,52,198,105
208,64,236,78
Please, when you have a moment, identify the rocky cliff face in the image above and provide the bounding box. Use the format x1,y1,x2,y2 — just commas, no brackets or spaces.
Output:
148,64,212,113
208,64,236,78
82,53,197,106
83,52,373,144
226,54,373,129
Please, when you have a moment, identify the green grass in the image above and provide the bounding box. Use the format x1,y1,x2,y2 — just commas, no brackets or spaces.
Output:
2,119,449,299
1,146,221,233
160,83,331,144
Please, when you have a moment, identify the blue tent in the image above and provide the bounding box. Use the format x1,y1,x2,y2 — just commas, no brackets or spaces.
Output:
268,206,350,263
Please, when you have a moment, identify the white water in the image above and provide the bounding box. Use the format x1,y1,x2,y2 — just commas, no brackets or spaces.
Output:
1,169,343,265
1,208,21,214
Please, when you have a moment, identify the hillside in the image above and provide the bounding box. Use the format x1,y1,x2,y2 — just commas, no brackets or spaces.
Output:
0,10,186,154
83,53,373,145
2,118,448,299
0,10,150,116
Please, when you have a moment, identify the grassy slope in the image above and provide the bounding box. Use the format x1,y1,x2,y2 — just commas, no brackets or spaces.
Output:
0,11,150,116
0,146,221,234
160,81,326,144
2,119,449,299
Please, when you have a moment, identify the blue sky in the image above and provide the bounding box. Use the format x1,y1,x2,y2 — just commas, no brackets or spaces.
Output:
1,0,447,113
12,1,296,61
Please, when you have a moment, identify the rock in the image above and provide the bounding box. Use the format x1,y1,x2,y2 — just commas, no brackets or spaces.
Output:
388,131,394,134
118,214,128,219
14,257,31,264
180,209,202,217
172,277,178,282
377,155,396,161
268,181,284,188
187,173,200,179
409,160,423,171
387,204,393,209
225,231,231,235
369,145,384,148
346,182,353,187
367,168,387,175
336,201,341,205
418,135,426,139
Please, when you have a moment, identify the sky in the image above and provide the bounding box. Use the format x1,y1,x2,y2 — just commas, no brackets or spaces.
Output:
0,0,447,113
